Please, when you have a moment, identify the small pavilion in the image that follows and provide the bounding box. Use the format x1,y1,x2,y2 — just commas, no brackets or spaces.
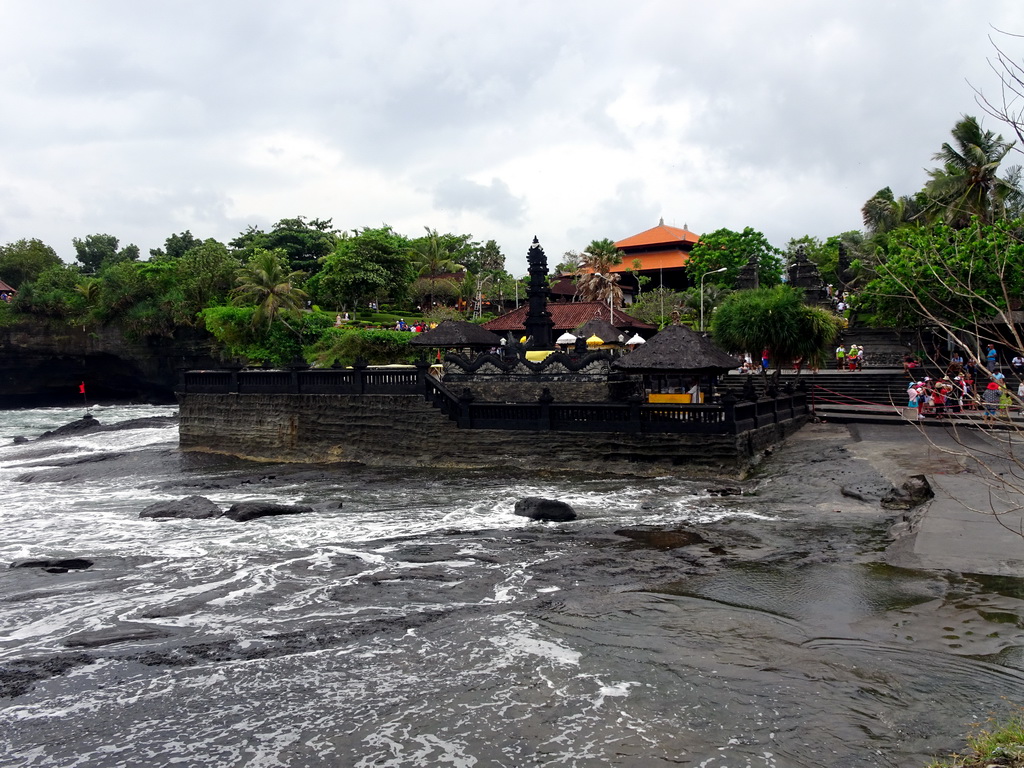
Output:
408,320,502,353
612,322,740,403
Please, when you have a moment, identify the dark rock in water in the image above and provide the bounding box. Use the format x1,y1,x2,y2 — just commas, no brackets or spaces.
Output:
140,495,223,520
513,497,577,522
881,475,934,510
707,486,742,497
38,415,101,440
12,436,27,444
63,626,171,649
615,528,707,549
10,558,94,571
223,501,314,522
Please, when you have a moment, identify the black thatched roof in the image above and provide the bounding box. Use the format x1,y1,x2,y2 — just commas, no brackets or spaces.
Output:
574,318,625,344
611,324,740,374
408,320,502,348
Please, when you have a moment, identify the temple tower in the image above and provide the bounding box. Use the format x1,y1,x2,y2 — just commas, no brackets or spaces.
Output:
523,237,554,349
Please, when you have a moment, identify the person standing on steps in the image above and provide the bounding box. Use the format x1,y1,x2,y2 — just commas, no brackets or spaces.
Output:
835,344,846,370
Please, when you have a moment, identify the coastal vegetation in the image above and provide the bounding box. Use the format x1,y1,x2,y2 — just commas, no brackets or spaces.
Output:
926,706,1024,767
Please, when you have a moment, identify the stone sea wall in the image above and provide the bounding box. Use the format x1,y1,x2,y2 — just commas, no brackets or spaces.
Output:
178,393,807,476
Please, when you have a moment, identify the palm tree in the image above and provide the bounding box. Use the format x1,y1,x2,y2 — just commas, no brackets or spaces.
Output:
575,238,624,306
232,248,308,329
925,115,1020,227
409,228,466,308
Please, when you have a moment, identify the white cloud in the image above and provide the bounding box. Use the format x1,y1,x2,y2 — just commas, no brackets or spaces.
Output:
1,0,1023,273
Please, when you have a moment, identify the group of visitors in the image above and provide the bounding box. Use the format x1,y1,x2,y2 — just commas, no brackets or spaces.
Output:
393,319,427,333
834,344,865,371
907,373,1021,423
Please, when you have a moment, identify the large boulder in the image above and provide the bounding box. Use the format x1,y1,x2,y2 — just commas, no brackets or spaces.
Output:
513,497,577,522
140,495,223,520
38,415,101,440
223,501,314,522
881,475,934,510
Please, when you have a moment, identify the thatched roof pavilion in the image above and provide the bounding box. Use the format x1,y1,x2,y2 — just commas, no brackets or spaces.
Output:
574,317,626,345
408,320,502,349
612,324,740,375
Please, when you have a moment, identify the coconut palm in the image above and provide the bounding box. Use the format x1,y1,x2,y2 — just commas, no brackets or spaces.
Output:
575,238,624,306
409,228,466,308
925,115,1020,227
232,248,308,329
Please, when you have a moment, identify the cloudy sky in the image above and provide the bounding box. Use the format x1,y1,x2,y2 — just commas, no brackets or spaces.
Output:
2,1,1023,275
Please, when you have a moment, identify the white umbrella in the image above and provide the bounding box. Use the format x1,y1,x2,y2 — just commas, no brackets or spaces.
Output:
556,332,577,345
626,333,646,346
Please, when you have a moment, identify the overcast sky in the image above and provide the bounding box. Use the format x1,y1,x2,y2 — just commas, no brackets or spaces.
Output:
2,1,1023,275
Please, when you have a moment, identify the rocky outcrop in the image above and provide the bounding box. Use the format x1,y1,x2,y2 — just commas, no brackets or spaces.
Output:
223,501,315,522
513,497,577,522
0,318,222,406
10,558,94,573
881,475,934,510
140,495,223,520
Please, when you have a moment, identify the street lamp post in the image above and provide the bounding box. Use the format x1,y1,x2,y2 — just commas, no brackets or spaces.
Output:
700,267,728,332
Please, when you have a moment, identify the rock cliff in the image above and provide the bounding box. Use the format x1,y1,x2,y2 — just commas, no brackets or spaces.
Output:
0,319,222,406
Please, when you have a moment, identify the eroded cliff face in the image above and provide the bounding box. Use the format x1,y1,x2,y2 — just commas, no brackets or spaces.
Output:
0,319,221,406
177,393,802,475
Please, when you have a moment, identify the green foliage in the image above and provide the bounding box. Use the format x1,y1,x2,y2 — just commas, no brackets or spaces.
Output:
73,233,139,272
149,230,201,261
12,263,86,319
927,705,1024,767
859,218,1024,329
628,286,689,327
309,328,414,367
0,238,61,289
711,285,842,368
308,226,413,309
687,227,783,287
230,217,338,276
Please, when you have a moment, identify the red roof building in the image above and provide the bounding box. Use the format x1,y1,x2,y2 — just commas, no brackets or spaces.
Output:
612,218,699,291
482,301,654,335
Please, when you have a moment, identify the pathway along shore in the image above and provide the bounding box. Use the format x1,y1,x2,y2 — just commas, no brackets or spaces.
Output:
764,420,1024,577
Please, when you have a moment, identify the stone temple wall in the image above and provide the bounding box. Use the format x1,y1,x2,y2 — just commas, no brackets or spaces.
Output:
177,393,798,477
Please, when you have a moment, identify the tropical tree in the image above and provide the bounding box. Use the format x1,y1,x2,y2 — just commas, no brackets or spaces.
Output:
409,227,467,308
924,115,1022,227
149,230,202,261
229,217,337,277
686,227,783,287
575,238,623,305
711,285,842,370
232,249,308,329
0,238,62,289
308,226,412,310
73,234,139,272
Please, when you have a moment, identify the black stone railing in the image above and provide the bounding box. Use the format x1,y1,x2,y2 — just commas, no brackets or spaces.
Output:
179,368,808,435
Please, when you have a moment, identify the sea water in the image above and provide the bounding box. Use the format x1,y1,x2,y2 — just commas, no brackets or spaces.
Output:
0,404,1023,767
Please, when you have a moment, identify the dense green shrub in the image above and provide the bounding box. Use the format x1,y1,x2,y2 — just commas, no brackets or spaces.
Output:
309,328,414,367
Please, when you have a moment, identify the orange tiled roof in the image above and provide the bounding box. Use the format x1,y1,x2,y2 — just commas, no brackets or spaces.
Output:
614,222,699,250
609,249,690,272
0,278,15,293
482,302,655,333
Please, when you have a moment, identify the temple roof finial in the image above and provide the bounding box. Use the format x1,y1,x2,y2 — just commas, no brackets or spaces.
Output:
659,217,664,226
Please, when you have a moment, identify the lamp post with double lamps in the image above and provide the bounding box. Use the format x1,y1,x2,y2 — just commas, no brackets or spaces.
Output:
700,267,728,331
